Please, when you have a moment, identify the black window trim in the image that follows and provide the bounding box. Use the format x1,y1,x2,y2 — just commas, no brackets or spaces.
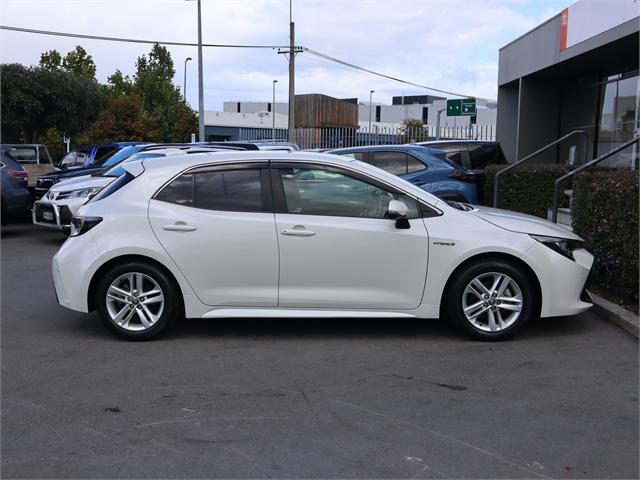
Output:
270,161,441,218
152,160,273,213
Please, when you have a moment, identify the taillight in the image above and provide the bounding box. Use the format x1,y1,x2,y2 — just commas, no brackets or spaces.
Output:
448,169,477,182
8,170,28,181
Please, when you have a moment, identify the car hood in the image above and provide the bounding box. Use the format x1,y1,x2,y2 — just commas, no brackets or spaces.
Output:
50,175,112,192
469,205,582,240
43,166,103,180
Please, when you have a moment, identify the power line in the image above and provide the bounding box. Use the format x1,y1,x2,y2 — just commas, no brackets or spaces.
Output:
304,48,494,101
1,24,495,101
0,25,288,49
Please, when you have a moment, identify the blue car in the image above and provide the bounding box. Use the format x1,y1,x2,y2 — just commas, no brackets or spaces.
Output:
328,145,479,203
1,148,32,225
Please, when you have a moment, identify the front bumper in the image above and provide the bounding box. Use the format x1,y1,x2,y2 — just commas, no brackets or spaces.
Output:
32,201,73,231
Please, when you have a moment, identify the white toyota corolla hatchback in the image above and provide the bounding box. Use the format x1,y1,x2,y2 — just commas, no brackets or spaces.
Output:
52,151,593,340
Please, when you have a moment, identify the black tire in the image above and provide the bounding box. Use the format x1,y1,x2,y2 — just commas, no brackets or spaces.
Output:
95,261,181,340
445,259,538,340
1,199,7,226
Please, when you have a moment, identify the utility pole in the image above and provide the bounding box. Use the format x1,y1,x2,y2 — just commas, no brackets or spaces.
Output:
196,0,205,141
288,1,295,144
277,1,302,144
272,79,278,140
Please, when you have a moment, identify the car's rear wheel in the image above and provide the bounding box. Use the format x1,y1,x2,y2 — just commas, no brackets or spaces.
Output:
445,259,537,340
95,262,180,340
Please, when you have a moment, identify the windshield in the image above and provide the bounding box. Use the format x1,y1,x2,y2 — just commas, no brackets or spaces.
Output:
97,145,144,168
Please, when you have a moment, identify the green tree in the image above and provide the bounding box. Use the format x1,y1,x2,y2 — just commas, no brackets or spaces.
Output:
86,95,160,144
62,46,96,80
0,63,101,143
401,118,428,142
132,43,197,141
39,50,62,71
37,127,67,163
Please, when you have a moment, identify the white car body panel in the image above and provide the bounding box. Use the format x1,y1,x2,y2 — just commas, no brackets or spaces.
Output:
275,214,428,309
148,201,279,306
51,151,594,323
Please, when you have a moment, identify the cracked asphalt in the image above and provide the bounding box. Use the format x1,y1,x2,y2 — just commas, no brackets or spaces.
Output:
2,221,638,479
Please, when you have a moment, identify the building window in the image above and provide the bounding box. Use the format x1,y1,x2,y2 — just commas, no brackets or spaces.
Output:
422,107,428,124
597,72,639,167
237,102,241,113
267,102,272,113
375,105,381,123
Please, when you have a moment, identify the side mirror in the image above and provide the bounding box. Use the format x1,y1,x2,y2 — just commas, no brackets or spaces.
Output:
387,199,410,229
387,199,407,219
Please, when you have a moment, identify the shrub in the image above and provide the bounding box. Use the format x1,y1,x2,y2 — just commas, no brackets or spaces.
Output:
572,169,639,302
484,164,570,218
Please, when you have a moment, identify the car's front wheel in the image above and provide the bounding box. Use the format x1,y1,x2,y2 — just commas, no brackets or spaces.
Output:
95,262,180,340
445,259,538,340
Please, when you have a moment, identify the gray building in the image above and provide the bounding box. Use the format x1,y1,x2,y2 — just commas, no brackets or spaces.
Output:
496,0,639,166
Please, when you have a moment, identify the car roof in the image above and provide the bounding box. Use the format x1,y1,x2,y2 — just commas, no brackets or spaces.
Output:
416,140,498,146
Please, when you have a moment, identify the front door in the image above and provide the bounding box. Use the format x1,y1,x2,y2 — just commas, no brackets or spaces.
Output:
272,164,429,310
148,162,279,307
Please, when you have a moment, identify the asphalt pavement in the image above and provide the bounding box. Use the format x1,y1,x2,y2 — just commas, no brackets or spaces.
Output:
1,221,638,479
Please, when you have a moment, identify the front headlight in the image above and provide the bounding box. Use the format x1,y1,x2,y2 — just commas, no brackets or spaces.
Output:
66,187,102,199
530,234,583,261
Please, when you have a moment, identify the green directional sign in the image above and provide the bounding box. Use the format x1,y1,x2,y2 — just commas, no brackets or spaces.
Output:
447,99,461,117
461,98,476,116
447,98,476,116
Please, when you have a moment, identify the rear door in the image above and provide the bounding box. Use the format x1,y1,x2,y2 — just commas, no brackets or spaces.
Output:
148,162,279,306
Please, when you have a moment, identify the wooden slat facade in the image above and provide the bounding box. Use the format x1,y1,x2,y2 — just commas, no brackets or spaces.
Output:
295,94,358,129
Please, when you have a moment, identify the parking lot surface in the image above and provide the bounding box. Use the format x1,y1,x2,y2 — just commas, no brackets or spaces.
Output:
1,221,638,479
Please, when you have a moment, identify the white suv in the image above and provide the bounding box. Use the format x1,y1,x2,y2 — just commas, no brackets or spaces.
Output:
52,151,594,340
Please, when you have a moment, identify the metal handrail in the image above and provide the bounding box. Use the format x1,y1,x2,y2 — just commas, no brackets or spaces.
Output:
493,130,588,208
550,137,639,223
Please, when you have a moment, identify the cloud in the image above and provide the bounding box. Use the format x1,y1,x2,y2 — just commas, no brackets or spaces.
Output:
0,0,569,108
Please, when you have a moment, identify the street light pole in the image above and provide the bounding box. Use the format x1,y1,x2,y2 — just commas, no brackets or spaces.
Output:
436,108,446,140
272,79,278,140
183,57,192,101
196,0,205,142
369,90,375,143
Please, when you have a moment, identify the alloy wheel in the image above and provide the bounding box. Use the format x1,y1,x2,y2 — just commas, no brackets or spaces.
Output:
462,272,523,332
105,272,165,331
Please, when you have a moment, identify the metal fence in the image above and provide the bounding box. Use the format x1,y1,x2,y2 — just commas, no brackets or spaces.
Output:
239,124,496,150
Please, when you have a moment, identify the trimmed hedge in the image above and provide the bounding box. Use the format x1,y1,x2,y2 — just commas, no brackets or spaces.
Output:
484,164,570,218
572,169,639,302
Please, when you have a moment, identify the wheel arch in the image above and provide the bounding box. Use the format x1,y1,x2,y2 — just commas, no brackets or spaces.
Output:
439,252,542,318
87,254,185,313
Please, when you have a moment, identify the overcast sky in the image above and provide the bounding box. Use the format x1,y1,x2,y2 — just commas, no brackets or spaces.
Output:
1,0,571,109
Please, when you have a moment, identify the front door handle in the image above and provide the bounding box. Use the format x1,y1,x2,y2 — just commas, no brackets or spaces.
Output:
281,225,315,237
163,221,197,232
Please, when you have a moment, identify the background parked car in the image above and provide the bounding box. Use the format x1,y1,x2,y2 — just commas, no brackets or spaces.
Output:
414,141,507,204
1,149,31,225
0,144,56,189
36,141,261,199
33,145,249,232
328,144,479,203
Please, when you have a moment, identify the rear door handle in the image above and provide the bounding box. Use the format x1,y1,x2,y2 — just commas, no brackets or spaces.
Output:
281,225,315,237
163,222,197,232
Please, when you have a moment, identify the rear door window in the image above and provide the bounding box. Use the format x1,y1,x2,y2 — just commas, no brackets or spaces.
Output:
369,151,407,175
406,154,426,173
468,143,499,169
155,168,267,213
8,146,38,164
